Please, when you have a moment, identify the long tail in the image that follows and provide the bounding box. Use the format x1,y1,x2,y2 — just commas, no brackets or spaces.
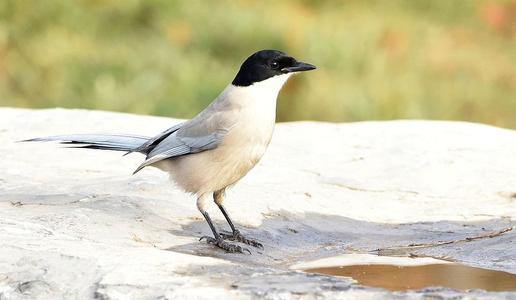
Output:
22,134,151,153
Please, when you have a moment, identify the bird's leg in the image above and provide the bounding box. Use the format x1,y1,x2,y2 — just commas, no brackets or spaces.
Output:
214,189,263,249
197,194,250,254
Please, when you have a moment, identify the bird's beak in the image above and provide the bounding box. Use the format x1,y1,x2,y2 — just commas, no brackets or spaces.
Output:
281,60,317,73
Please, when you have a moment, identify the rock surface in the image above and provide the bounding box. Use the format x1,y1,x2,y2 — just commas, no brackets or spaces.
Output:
0,108,515,299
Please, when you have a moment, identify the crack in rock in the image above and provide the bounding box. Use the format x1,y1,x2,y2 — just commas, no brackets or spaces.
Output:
373,226,514,257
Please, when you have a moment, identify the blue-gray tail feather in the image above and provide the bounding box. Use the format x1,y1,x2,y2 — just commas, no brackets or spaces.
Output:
22,134,151,153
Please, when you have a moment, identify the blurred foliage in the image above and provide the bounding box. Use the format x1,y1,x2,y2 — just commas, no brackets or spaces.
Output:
1,0,515,127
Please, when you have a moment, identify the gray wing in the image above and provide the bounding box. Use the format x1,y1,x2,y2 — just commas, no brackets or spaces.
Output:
133,92,237,174
126,122,185,155
132,119,230,174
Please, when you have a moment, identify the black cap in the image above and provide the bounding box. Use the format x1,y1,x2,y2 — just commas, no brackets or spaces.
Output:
232,50,316,87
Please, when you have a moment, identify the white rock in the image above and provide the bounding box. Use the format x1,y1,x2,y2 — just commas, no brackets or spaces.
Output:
0,108,515,299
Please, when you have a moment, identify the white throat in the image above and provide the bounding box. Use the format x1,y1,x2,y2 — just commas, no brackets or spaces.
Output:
231,73,291,103
249,73,292,93
213,73,292,117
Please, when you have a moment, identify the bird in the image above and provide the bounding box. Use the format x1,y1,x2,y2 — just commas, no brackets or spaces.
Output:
24,49,316,253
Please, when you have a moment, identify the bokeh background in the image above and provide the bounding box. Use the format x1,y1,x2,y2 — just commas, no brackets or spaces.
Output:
1,0,515,127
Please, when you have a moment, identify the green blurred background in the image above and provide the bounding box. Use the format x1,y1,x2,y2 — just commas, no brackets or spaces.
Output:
1,0,515,127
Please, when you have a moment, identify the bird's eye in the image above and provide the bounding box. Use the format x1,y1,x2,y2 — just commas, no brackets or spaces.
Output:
270,61,279,69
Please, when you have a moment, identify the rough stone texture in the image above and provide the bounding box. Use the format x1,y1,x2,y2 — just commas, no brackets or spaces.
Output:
0,108,515,299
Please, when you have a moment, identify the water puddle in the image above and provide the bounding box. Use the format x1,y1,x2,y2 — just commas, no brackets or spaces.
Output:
305,263,516,291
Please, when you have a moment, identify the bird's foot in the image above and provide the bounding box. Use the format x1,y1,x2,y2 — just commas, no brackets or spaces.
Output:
220,230,263,249
199,236,251,254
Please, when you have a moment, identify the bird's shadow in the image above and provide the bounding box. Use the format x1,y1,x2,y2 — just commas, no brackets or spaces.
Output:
2,187,512,271
165,210,514,269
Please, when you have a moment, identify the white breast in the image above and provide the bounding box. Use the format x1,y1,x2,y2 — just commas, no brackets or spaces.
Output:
222,73,292,156
229,74,291,129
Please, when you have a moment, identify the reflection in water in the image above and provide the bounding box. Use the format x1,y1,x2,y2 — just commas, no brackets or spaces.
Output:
305,264,516,291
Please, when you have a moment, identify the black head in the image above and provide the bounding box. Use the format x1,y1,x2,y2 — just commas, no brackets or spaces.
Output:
232,50,316,87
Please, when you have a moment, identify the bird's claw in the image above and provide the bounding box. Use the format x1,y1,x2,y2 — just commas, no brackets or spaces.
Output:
199,236,251,254
219,230,264,249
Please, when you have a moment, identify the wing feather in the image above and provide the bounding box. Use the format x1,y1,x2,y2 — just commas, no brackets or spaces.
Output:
125,122,184,155
133,128,228,174
133,96,237,174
